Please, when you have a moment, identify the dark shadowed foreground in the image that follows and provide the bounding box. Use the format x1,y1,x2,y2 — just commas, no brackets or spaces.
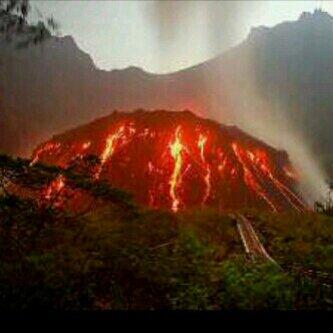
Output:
0,154,331,310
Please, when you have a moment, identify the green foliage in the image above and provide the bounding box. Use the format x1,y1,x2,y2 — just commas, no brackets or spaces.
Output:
216,257,331,310
0,197,330,310
0,154,332,310
245,209,333,272
0,153,137,214
218,259,294,310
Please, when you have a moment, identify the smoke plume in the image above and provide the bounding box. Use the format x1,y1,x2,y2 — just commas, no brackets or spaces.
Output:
145,1,257,70
145,1,328,203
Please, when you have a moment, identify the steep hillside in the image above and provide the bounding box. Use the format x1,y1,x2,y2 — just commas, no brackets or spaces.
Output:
31,110,307,212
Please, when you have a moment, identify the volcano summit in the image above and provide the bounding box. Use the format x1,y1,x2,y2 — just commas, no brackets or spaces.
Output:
31,110,307,213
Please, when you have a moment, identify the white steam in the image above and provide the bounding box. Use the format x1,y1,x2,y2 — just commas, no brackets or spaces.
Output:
145,1,328,203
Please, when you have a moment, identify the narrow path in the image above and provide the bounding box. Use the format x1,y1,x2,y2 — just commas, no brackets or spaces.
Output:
230,213,277,265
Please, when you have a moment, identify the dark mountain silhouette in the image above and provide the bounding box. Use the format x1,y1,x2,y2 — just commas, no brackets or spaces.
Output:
0,9,332,175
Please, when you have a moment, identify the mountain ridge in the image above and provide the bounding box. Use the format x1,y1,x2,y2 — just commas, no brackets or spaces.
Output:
0,10,332,181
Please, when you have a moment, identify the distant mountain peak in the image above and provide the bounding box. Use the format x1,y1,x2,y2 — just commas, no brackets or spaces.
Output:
247,9,333,42
299,9,333,22
248,25,270,40
110,65,150,77
57,35,76,47
121,66,147,74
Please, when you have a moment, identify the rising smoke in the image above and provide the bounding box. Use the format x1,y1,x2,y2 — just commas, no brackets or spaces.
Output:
145,1,257,70
145,1,328,203
227,80,328,204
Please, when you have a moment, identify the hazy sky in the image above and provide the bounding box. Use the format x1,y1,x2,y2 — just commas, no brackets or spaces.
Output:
31,0,333,73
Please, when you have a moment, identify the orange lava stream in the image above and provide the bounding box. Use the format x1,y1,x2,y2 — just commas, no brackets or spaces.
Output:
246,151,307,212
94,126,125,179
169,126,184,212
30,142,60,166
44,175,66,201
232,143,278,212
101,126,125,165
82,141,91,150
30,114,306,214
263,170,306,212
198,134,211,205
218,157,227,173
272,177,307,209
73,141,92,160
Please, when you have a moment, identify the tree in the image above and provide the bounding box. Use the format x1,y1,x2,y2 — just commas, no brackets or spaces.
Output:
0,153,137,217
0,0,59,47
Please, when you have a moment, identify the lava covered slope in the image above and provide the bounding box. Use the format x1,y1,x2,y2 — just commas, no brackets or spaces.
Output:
31,110,307,213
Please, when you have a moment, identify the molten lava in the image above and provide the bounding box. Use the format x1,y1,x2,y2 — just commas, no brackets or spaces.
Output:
30,142,60,166
198,134,211,205
31,110,307,212
169,126,184,212
44,175,66,207
95,126,126,179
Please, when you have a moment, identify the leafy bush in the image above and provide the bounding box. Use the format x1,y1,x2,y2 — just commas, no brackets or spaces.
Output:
0,154,331,310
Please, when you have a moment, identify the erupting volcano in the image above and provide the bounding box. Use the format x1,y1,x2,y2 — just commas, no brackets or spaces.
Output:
31,110,308,212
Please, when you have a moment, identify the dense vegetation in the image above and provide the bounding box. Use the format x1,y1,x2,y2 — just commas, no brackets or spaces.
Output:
244,209,333,287
0,154,332,310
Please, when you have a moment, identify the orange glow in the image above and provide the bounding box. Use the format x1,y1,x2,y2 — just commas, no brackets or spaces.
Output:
198,134,211,204
198,134,207,160
30,142,60,166
261,165,306,212
94,126,126,179
218,158,227,172
232,143,278,212
148,161,154,173
82,141,91,150
101,126,125,165
31,111,307,213
44,175,66,202
169,126,184,212
246,150,307,212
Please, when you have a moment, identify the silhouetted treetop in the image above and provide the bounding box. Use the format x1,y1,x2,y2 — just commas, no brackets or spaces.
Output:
0,0,59,47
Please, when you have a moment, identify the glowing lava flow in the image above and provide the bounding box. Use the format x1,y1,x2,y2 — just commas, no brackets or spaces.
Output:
232,143,278,212
94,126,125,179
30,110,308,213
82,141,91,150
198,134,211,204
169,126,184,212
270,176,307,211
70,141,92,162
246,150,307,212
101,126,125,165
255,160,306,212
30,142,60,166
44,175,66,203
